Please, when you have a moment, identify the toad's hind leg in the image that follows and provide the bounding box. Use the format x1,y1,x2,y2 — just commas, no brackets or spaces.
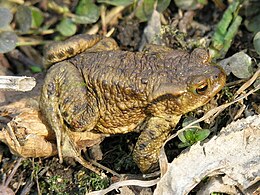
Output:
40,61,100,173
43,34,119,67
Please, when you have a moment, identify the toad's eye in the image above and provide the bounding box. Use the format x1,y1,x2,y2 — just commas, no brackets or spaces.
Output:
195,82,208,95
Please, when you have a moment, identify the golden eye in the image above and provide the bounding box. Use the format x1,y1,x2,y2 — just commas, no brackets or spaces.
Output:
195,82,208,95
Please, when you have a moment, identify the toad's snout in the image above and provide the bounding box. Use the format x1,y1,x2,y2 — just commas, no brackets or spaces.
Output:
209,65,226,95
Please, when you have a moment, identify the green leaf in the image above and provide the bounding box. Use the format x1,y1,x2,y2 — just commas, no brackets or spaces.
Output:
226,51,253,79
178,128,210,148
30,66,42,73
157,0,171,12
75,0,100,24
178,132,187,143
30,6,44,28
179,116,200,144
0,7,13,28
174,0,200,10
15,5,32,33
183,129,195,142
70,15,98,25
0,31,18,53
197,0,207,5
178,142,191,148
194,129,210,142
56,18,77,36
182,116,200,128
135,0,155,22
221,15,242,57
47,0,70,14
97,0,134,6
245,13,260,34
210,0,243,59
253,31,260,56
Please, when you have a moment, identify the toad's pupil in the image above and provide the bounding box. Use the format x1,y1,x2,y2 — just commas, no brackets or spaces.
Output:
196,84,208,94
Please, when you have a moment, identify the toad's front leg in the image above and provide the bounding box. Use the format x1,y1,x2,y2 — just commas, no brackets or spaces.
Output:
133,116,181,173
40,61,100,173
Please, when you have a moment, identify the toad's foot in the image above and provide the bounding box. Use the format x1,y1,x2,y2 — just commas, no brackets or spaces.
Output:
60,128,101,175
61,129,120,176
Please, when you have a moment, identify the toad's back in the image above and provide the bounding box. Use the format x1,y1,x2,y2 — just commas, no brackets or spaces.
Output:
72,50,183,89
66,49,194,133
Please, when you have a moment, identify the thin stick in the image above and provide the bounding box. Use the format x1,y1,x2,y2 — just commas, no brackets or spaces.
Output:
86,178,160,195
0,76,36,91
4,157,23,187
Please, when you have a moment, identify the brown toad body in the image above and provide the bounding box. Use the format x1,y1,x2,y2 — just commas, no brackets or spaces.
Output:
40,34,226,173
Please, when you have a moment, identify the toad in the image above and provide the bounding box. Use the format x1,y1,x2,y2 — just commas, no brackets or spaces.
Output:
40,34,226,173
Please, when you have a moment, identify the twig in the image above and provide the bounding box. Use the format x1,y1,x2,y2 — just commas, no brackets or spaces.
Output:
86,178,160,195
0,76,36,91
20,166,49,195
4,157,23,187
8,0,24,4
88,158,121,177
234,68,260,98
87,6,125,35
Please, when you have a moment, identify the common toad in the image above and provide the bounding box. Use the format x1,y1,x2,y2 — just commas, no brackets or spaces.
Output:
40,34,226,173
